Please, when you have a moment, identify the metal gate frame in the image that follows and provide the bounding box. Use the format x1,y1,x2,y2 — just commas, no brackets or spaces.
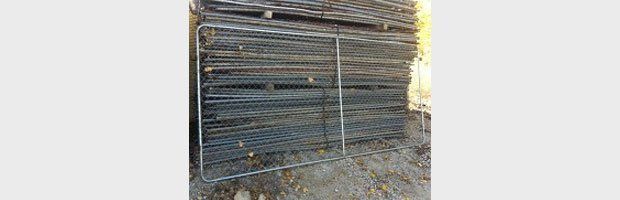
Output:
196,23,426,183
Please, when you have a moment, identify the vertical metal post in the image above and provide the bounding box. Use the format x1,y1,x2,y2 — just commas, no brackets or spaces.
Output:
196,25,207,181
417,58,426,143
335,25,346,155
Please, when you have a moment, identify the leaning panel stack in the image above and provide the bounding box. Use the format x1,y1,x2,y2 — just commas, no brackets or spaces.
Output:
197,0,417,163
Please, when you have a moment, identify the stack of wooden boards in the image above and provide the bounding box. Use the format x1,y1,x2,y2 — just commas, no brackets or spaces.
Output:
197,0,417,163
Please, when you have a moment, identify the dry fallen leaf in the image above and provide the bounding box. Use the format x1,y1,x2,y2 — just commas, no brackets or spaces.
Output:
308,77,315,83
355,159,364,166
417,162,422,167
204,67,214,73
368,188,376,195
400,174,412,182
380,184,388,192
283,169,294,182
302,187,309,193
294,154,301,161
280,191,286,196
369,170,377,179
388,169,396,175
247,151,254,158
207,28,216,36
238,141,244,148
420,175,431,183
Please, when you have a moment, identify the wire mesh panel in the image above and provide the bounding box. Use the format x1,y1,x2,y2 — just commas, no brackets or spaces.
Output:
197,24,345,181
197,24,423,182
338,37,422,155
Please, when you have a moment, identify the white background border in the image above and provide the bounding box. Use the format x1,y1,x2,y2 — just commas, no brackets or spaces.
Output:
1,0,619,199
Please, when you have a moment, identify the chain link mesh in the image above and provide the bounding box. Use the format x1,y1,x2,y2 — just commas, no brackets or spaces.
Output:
198,24,421,181
338,37,418,155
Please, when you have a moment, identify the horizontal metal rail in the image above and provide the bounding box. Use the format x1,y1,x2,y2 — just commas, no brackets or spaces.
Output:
202,23,414,45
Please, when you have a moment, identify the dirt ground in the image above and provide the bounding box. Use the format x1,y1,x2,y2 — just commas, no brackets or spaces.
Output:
189,111,431,200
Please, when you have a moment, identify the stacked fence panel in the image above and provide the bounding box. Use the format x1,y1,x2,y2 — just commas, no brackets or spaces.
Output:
199,26,342,164
197,0,417,169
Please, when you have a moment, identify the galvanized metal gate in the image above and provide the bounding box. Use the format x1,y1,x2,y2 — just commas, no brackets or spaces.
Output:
196,23,425,182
